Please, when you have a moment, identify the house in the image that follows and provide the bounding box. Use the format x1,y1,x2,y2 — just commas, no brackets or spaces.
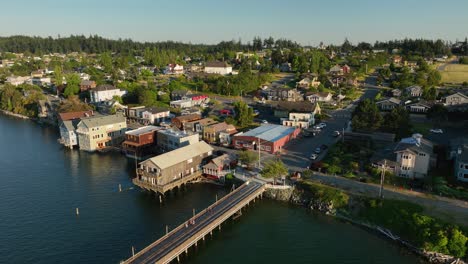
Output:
442,92,468,106
122,126,164,160
273,101,321,118
203,153,237,180
80,80,97,92
58,110,94,123
204,61,232,75
329,65,344,75
171,114,202,129
183,118,218,134
156,129,199,152
164,64,184,75
376,98,401,111
6,76,30,86
203,122,237,144
306,92,332,103
232,124,301,154
265,87,303,101
296,77,320,89
406,102,431,113
31,70,44,78
404,61,418,68
135,141,213,193
405,85,423,97
58,120,79,149
391,89,402,97
170,99,193,109
90,85,127,103
141,107,171,125
449,138,468,182
342,64,351,74
31,77,52,86
372,134,434,179
75,114,127,152
393,56,403,65
125,106,147,119
393,134,434,179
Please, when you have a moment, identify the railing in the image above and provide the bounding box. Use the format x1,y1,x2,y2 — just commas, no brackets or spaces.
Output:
133,171,203,194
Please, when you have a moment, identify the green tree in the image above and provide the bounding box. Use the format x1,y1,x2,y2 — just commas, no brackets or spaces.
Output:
261,159,288,182
427,104,448,124
63,73,81,97
422,86,437,101
382,106,412,138
100,52,113,73
238,150,258,169
351,99,383,132
233,100,254,127
427,70,442,86
54,65,63,86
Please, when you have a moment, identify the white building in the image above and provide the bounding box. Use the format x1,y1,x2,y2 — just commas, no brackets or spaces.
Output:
204,61,232,75
6,76,30,86
394,134,433,179
281,112,315,129
90,84,127,103
58,120,78,149
164,64,184,75
76,115,127,152
156,129,199,152
141,107,171,124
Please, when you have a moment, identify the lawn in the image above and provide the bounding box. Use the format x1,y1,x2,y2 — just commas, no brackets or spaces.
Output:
439,64,468,83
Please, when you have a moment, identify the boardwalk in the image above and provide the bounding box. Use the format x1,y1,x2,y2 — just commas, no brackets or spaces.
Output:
123,181,265,264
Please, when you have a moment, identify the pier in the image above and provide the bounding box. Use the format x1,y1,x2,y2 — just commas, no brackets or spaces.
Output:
122,181,265,264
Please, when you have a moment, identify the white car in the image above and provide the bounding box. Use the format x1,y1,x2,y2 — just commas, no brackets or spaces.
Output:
318,123,327,128
430,129,443,134
310,154,318,160
262,120,269,124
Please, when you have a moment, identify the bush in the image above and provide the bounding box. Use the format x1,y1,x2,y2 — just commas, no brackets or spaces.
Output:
299,181,349,209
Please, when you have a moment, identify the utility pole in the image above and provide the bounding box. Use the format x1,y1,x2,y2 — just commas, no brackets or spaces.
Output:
258,137,261,169
342,127,345,143
379,160,387,198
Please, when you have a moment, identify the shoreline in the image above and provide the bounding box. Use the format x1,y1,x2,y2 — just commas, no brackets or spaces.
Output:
0,110,31,120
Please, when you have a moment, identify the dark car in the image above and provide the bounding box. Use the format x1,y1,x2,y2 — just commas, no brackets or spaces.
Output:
320,144,328,150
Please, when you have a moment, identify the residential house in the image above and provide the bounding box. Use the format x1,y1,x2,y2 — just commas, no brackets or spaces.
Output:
135,141,213,193
449,138,468,182
90,84,127,103
442,92,468,106
393,56,403,65
31,77,51,86
80,80,97,92
126,106,147,119
376,98,402,111
391,89,402,97
203,122,237,145
58,110,94,123
171,114,202,129
393,134,434,179
306,92,332,103
156,129,199,152
329,65,344,75
406,101,431,113
58,120,79,149
164,64,184,75
203,153,237,180
31,70,44,78
232,124,300,154
122,126,164,160
76,114,127,152
296,77,320,89
204,61,232,75
405,85,423,97
170,99,193,109
141,107,171,125
183,118,218,134
6,76,30,86
265,87,303,101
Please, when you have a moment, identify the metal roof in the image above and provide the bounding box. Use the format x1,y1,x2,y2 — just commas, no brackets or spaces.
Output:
144,141,213,170
125,126,163,136
240,124,297,142
79,114,126,128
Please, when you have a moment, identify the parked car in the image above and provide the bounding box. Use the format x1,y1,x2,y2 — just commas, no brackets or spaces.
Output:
262,120,269,124
317,123,327,129
314,147,321,154
333,131,341,137
430,129,443,134
310,154,318,160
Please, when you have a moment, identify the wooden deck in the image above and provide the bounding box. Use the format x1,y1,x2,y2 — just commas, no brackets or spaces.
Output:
133,171,203,195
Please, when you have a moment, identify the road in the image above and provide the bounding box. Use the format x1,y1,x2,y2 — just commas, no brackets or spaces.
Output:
309,174,468,227
279,88,380,172
125,182,263,264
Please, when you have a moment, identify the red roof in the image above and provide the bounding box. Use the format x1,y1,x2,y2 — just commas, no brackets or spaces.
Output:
58,110,94,121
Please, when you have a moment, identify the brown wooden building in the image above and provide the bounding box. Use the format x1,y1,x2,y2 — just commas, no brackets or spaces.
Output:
122,126,164,160
171,114,201,129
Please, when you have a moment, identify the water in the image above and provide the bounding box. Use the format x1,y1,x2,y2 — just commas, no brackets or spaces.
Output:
0,115,422,264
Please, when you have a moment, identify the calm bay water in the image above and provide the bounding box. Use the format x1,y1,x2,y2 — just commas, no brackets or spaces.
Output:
0,115,422,264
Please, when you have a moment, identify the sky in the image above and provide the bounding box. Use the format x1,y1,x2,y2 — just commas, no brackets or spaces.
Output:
1,0,468,45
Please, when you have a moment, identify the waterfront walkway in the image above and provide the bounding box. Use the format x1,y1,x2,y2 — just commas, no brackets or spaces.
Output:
123,181,266,264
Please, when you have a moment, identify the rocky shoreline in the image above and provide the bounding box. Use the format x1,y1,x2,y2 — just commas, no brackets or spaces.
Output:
0,110,31,120
264,185,466,264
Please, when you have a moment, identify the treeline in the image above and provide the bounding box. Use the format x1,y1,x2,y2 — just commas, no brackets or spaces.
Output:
374,39,451,57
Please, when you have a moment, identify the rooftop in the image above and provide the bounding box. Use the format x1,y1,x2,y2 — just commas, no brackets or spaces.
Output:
94,84,120,91
126,126,164,136
144,141,213,170
239,124,297,142
157,129,194,138
205,61,231,68
79,114,126,128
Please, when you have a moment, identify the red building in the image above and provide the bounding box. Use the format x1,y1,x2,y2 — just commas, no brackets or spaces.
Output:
232,124,300,154
122,126,164,160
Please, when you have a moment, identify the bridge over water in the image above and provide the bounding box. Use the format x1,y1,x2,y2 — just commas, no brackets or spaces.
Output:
122,181,266,264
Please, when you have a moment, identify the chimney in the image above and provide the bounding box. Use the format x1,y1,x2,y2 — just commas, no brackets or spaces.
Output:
412,133,422,146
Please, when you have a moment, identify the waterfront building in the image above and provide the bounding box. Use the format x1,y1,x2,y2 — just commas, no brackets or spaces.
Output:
122,126,164,160
76,114,127,151
58,120,79,149
202,153,237,180
156,129,199,152
135,141,213,194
